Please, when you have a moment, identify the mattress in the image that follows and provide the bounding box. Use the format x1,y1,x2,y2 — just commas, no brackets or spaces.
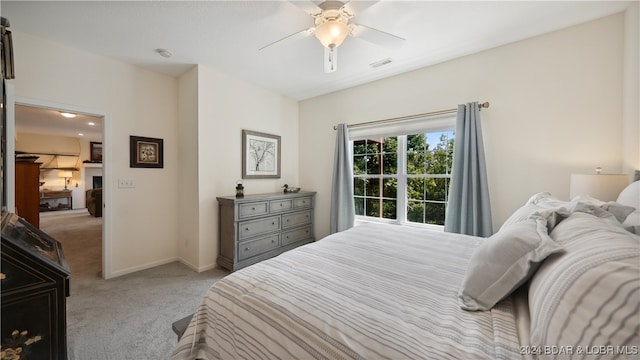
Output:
171,222,523,360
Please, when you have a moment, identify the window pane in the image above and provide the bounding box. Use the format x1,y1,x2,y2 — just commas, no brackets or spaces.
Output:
407,201,424,223
353,155,366,175
425,202,446,225
365,198,380,217
367,154,381,174
407,153,424,175
353,178,365,196
383,153,397,174
426,178,448,201
366,140,381,154
383,178,397,198
425,131,455,174
366,178,380,196
382,200,397,219
407,134,426,153
354,197,364,216
382,137,397,153
407,178,425,200
353,140,366,155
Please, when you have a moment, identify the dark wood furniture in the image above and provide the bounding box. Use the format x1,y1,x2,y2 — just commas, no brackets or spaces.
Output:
217,191,315,272
40,189,73,212
15,157,41,228
1,211,70,360
85,188,102,217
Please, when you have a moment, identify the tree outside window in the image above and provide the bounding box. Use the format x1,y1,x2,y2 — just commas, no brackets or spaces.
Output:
353,130,454,226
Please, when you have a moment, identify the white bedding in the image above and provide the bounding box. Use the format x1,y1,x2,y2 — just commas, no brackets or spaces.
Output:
171,223,523,360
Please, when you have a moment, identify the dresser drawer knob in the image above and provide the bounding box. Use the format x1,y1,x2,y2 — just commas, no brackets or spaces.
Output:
272,222,275,225
252,207,256,210
245,227,249,231
245,247,250,251
272,239,275,243
280,203,283,207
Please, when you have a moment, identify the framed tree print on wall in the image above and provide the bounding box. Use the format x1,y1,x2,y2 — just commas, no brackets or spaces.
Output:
130,136,163,168
242,130,280,179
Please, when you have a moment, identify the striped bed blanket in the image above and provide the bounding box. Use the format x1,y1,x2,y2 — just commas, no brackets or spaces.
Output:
171,223,523,360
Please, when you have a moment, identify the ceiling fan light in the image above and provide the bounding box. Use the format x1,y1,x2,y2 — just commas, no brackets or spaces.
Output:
314,20,350,48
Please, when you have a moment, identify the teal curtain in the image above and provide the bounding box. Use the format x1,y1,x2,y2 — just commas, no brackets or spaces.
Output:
444,102,493,237
330,124,355,233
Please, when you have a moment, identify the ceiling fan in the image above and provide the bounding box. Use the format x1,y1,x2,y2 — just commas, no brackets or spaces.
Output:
259,0,405,73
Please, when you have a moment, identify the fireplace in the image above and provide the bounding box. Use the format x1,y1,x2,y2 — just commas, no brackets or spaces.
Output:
92,176,102,189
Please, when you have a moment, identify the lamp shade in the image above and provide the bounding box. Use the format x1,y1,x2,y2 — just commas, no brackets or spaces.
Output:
314,20,350,48
58,171,73,178
569,174,629,201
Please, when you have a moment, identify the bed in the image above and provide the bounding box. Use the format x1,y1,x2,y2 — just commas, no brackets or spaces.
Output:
171,181,640,360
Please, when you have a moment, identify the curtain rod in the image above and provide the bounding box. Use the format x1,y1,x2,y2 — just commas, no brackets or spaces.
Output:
333,101,490,130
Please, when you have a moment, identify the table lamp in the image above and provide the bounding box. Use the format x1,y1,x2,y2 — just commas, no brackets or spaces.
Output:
569,167,628,201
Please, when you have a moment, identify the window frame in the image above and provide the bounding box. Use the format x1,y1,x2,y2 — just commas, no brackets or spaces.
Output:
352,119,456,230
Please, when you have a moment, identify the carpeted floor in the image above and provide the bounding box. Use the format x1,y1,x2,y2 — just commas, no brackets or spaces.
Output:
39,209,228,360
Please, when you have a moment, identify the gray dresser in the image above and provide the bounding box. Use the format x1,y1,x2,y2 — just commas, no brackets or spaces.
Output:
217,191,315,271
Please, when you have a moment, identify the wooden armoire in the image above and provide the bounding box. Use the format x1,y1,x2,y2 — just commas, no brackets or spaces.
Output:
1,211,71,360
15,156,40,228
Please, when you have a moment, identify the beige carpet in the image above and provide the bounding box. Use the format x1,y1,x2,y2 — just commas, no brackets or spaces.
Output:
39,209,229,360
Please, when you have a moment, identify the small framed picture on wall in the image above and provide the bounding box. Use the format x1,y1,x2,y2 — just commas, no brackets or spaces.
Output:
90,141,102,162
130,136,163,168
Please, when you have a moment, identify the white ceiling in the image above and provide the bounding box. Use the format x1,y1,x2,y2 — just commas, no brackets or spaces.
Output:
15,104,104,140
2,0,632,137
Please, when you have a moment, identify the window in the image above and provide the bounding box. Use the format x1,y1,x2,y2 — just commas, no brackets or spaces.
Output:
353,129,455,227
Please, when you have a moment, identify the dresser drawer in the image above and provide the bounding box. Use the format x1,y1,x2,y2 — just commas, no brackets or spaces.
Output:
269,199,293,213
239,216,280,239
238,201,268,219
282,226,312,246
238,234,280,260
282,210,312,229
293,196,313,209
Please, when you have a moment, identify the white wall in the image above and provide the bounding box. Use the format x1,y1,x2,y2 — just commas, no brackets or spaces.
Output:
623,2,640,173
194,65,299,269
12,32,180,278
299,13,627,238
177,66,200,269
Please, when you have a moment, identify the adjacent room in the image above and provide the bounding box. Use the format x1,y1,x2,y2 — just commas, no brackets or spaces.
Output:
1,1,638,360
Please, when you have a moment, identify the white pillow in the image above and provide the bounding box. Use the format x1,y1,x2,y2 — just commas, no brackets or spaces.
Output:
616,181,640,226
458,214,564,311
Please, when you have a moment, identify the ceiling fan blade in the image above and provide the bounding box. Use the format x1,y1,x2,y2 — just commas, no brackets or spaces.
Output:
351,23,405,49
343,1,379,16
288,0,322,15
259,28,314,51
324,46,337,73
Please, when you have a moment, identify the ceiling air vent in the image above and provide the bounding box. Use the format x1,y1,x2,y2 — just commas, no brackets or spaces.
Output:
370,58,392,69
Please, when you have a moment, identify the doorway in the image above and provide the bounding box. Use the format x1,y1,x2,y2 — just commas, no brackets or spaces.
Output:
13,100,108,280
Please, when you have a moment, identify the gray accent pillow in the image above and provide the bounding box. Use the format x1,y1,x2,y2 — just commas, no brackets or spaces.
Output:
458,214,564,311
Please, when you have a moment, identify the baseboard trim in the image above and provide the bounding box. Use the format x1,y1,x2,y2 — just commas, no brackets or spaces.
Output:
109,257,179,278
178,258,217,273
